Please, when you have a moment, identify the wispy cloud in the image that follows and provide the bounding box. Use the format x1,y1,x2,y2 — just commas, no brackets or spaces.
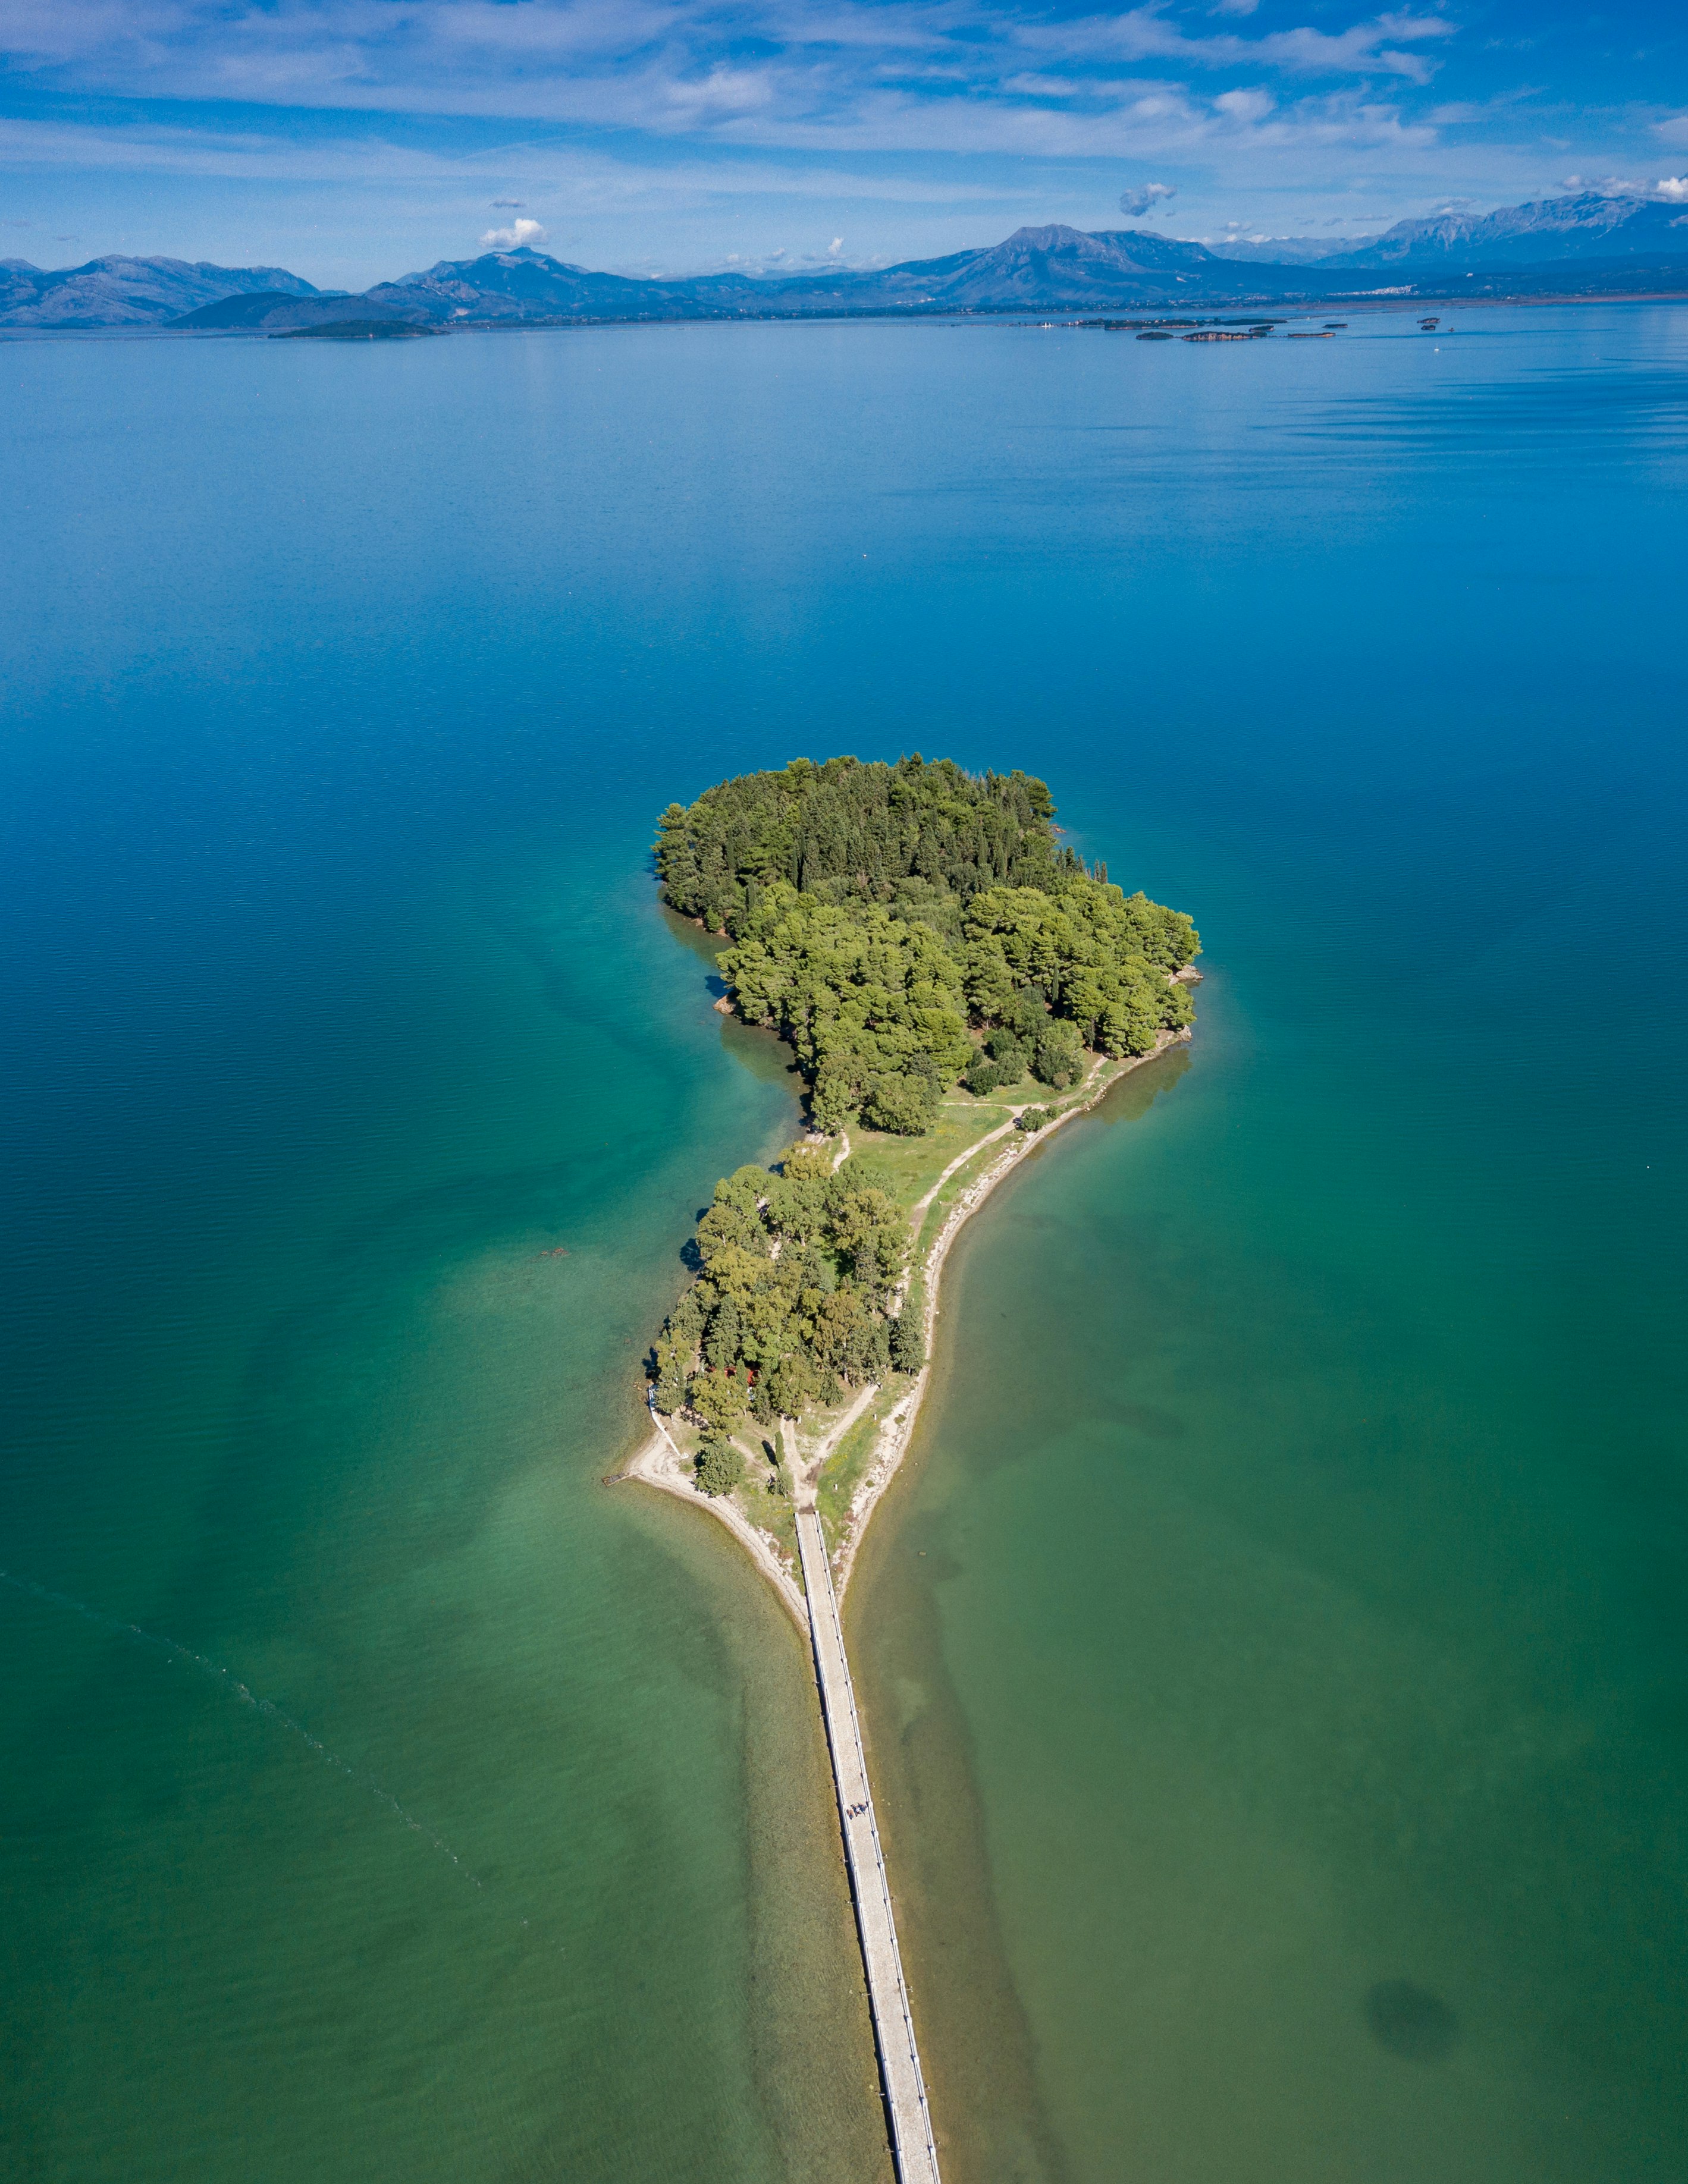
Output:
0,0,1671,278
0,0,1464,139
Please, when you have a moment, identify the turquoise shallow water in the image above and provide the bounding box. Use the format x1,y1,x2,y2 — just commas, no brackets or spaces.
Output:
3,307,1686,2180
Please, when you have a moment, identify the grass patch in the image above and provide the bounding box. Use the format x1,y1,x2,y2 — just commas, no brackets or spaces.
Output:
815,1381,912,1559
846,1101,1014,1212
730,1467,800,1568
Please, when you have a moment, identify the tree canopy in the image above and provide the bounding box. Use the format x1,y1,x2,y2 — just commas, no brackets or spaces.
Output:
656,753,1075,937
657,754,1198,1136
652,1143,913,1425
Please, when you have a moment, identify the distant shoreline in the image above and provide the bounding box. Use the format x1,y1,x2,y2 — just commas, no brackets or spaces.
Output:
9,289,1687,347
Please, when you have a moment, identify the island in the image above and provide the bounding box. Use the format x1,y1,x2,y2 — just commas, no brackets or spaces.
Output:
627,751,1199,1596
622,754,1198,2182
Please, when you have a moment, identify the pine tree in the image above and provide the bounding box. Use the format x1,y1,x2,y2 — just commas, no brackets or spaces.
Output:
890,1286,927,1374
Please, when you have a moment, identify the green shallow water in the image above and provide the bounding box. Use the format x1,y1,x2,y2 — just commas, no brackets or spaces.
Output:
4,308,1686,2181
0,845,890,2182
856,876,1688,2179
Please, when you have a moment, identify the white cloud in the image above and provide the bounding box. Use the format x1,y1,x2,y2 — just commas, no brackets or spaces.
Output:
11,0,1664,276
1213,86,1273,127
1560,172,1688,202
479,214,548,246
1012,8,1454,84
0,0,1464,140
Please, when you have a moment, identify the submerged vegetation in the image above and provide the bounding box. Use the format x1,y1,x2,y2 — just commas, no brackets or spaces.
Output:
657,755,1197,1135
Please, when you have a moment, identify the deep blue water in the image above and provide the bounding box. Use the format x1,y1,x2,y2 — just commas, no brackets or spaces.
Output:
2,307,1686,2180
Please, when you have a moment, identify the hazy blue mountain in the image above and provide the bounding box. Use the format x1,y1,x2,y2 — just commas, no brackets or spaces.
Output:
170,232,1323,331
172,290,382,331
25,190,1688,334
1323,191,1688,268
172,248,781,328
1205,236,1369,263
1210,191,1688,272
749,225,1315,309
1,256,319,329
371,249,764,320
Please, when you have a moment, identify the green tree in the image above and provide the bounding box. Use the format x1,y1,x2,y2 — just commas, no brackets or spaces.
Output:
1034,1019,1086,1089
984,1028,1029,1076
764,1170,829,1243
764,1353,814,1419
704,1295,742,1369
688,1367,749,1433
1008,985,1050,1043
889,1288,927,1373
695,1440,745,1497
810,1287,868,1380
652,1339,690,1413
861,1070,939,1135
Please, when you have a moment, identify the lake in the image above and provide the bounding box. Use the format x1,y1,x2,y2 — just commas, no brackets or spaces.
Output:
3,306,1684,2182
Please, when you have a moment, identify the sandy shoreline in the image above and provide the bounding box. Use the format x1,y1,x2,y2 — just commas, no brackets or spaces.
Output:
620,1406,812,1631
620,1018,1193,1618
830,1022,1191,1597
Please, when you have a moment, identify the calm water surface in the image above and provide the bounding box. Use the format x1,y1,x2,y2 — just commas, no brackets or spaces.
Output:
3,307,1685,2181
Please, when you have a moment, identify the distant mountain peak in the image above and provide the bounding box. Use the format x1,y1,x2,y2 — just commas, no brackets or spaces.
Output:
0,253,318,329
1319,187,1688,268
10,187,1688,334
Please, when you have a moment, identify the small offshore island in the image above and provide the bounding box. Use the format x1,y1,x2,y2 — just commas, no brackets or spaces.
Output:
626,753,1200,1602
623,756,1198,2176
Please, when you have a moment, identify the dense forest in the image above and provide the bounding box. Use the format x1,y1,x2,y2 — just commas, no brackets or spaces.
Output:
655,753,1077,935
650,1140,925,1456
657,754,1198,1134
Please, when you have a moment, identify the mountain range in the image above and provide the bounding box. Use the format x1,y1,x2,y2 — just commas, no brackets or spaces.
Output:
0,254,319,329
1320,190,1688,268
4,190,1686,333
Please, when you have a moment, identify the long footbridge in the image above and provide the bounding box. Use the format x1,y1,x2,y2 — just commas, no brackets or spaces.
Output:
794,1507,943,2184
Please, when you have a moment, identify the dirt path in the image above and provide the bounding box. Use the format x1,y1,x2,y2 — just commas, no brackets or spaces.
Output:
790,1379,879,1510
908,1111,1023,1223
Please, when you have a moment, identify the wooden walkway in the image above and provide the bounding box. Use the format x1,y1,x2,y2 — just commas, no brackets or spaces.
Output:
795,1508,942,2184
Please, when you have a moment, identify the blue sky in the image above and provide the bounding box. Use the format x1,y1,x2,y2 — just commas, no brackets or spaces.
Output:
2,0,1685,285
